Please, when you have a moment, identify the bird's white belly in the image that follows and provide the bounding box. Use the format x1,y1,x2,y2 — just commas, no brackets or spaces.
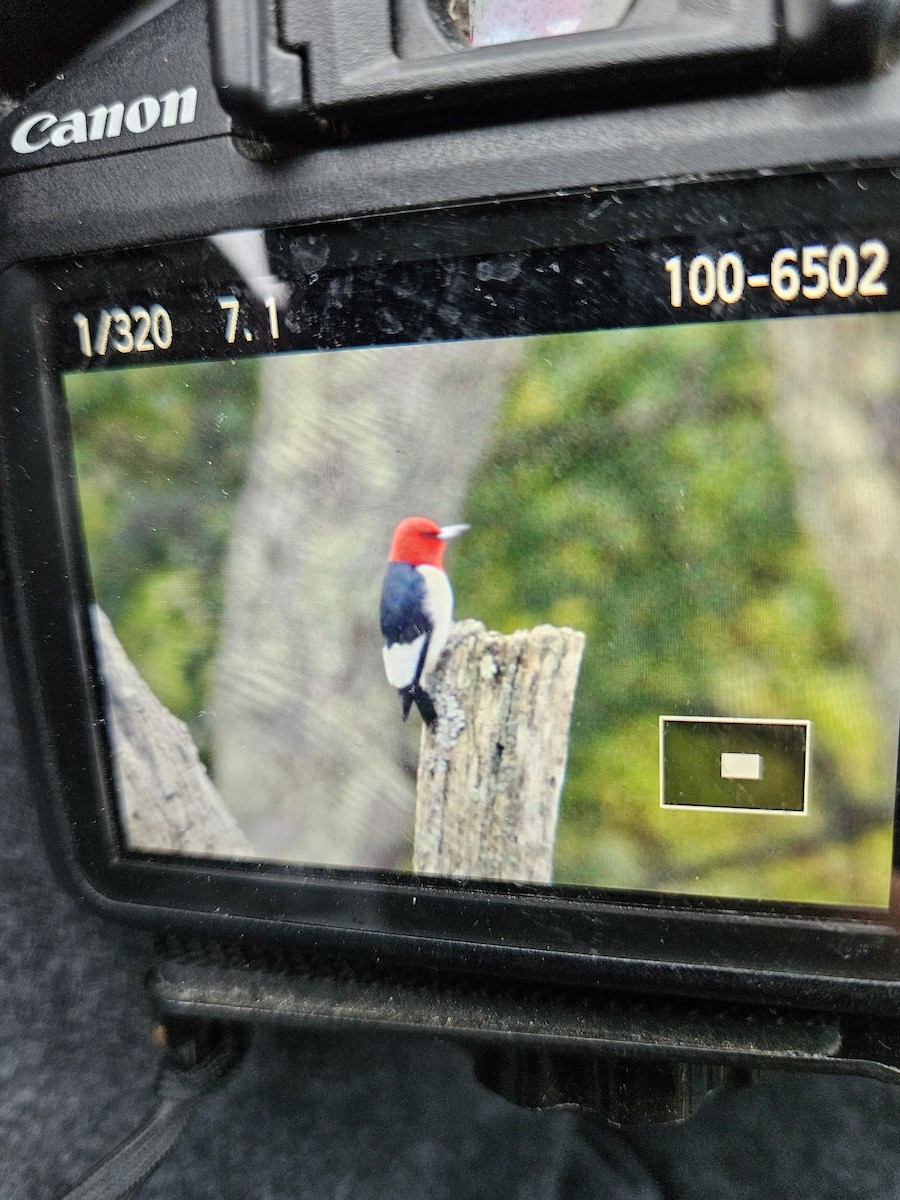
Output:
417,564,453,681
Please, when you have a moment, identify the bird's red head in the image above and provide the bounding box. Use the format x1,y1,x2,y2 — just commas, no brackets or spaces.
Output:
388,517,468,568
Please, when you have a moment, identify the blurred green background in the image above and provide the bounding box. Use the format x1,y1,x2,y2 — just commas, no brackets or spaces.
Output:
66,360,260,763
451,323,894,904
65,318,897,906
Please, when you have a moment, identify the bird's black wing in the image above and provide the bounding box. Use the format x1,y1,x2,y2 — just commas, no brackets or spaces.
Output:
380,562,433,710
380,562,432,647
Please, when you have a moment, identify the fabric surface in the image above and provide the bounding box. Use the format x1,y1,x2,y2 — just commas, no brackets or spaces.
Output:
0,656,158,1198
3,636,900,1199
626,1071,900,1200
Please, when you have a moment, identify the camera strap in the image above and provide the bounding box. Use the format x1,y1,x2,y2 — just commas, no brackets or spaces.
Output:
57,1024,245,1200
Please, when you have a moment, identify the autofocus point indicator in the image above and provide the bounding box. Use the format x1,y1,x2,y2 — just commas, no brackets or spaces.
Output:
720,752,764,781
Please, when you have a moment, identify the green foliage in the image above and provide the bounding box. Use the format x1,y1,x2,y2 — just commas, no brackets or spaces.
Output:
66,360,260,754
453,325,891,905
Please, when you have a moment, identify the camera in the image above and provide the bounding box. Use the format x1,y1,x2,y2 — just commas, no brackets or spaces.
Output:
3,0,900,1124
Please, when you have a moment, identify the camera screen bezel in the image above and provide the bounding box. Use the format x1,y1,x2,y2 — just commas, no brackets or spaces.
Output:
3,166,900,1013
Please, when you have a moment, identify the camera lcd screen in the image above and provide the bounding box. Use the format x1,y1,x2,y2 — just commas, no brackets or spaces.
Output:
60,310,898,910
43,172,900,917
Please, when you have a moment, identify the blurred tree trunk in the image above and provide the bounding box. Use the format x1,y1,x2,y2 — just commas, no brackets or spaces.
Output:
212,340,524,867
93,606,252,858
766,315,900,765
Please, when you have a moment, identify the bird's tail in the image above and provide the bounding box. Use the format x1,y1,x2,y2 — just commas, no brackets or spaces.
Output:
400,683,437,729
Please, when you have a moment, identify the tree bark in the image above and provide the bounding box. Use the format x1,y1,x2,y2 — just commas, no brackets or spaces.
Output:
414,620,586,883
212,340,525,868
92,606,252,858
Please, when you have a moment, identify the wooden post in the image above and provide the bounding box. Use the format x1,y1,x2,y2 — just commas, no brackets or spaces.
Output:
414,619,586,883
92,606,253,858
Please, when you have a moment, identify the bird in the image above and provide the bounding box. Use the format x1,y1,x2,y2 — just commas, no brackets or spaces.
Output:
380,516,469,727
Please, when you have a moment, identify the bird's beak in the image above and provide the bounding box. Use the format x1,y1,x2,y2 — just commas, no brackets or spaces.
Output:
437,523,470,541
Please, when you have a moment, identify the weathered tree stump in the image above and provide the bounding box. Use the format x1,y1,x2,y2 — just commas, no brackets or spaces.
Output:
414,619,586,883
91,607,253,858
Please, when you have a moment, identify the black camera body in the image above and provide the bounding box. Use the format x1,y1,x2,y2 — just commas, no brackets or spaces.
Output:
4,0,900,1120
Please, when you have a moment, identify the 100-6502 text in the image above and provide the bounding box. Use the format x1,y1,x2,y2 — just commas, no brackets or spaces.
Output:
664,241,889,309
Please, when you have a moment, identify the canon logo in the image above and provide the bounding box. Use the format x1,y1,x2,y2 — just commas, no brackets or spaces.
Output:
10,86,197,154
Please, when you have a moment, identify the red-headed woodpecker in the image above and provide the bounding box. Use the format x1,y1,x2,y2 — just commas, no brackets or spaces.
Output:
380,516,469,727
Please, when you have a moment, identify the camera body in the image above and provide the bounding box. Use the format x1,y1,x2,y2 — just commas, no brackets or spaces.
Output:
4,0,900,1117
